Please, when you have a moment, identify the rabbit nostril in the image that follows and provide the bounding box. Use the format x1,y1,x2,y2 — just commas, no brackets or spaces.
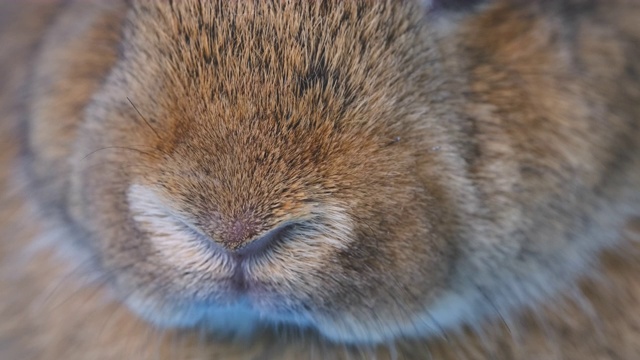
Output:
233,223,294,258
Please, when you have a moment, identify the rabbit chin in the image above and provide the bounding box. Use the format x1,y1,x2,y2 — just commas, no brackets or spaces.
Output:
123,294,316,339
121,293,436,344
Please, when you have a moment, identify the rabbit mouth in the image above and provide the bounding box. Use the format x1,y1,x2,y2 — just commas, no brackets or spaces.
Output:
124,182,448,343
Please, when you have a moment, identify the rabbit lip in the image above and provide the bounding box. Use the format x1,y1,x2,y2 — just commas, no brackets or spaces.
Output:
224,239,284,293
228,260,249,292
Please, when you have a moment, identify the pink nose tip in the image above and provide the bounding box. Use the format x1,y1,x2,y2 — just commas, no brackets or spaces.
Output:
218,216,259,251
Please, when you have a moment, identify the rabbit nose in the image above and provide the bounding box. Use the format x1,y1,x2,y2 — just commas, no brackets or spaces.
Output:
216,214,260,251
232,223,291,257
214,213,289,256
220,220,257,250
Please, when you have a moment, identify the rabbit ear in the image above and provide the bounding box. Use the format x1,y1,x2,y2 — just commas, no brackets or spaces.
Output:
422,0,486,11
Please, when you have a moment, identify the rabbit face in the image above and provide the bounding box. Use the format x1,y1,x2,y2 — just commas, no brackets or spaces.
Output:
64,1,467,343
29,0,640,347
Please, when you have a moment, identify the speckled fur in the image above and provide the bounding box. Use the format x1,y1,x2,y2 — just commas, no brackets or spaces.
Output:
1,0,639,359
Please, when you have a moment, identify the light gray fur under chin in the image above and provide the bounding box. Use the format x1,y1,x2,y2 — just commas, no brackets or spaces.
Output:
123,296,274,339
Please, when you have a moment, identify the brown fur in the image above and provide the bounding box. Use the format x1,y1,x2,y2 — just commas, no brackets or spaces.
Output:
1,0,639,358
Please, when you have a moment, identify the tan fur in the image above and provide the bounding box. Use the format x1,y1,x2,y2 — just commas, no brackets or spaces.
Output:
1,0,639,358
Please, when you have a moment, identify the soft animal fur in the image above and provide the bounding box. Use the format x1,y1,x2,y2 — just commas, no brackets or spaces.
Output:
1,0,639,358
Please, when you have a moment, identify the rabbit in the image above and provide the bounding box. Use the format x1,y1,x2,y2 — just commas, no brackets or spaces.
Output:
1,0,639,359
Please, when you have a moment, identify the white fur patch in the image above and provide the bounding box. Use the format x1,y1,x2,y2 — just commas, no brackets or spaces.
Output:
127,184,231,274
